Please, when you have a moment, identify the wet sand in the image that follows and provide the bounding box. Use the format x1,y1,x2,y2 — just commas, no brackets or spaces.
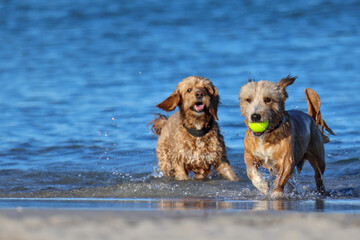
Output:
0,209,359,240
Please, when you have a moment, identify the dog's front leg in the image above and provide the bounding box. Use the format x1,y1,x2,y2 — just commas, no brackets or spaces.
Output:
244,151,270,196
215,161,239,181
271,156,293,199
174,165,189,180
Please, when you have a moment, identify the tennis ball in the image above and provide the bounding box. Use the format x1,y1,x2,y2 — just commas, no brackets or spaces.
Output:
248,120,269,133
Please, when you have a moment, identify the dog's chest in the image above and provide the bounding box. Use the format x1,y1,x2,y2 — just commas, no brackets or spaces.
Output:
181,138,216,166
254,143,278,174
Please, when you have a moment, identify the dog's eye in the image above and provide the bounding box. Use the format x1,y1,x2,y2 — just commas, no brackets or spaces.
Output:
246,98,251,103
187,88,192,93
264,97,272,103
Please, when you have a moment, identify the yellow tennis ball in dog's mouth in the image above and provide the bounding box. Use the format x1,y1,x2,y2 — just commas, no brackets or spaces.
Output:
248,120,269,133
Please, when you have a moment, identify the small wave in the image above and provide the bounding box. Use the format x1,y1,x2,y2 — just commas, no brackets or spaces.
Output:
330,157,360,165
1,171,359,201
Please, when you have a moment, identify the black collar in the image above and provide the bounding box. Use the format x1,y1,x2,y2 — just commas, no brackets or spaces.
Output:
183,118,214,137
267,114,287,134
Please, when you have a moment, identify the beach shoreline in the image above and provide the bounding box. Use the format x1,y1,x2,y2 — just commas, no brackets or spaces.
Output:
1,208,359,240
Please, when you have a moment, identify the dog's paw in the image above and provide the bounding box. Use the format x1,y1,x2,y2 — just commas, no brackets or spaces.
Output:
259,183,270,196
270,190,284,199
175,174,189,181
253,180,270,196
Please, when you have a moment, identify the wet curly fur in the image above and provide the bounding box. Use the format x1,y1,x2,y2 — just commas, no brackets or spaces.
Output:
149,76,238,181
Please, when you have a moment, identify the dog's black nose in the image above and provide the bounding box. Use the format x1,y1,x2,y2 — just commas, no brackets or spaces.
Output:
251,113,261,122
195,90,205,98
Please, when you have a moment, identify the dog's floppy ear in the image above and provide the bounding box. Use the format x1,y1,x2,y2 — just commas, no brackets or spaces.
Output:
156,90,180,112
209,86,219,120
276,75,297,101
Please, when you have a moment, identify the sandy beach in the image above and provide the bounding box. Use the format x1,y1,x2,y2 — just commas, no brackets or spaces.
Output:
0,209,359,240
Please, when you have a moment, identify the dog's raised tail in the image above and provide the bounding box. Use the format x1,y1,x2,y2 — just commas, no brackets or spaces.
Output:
304,88,335,143
148,114,168,136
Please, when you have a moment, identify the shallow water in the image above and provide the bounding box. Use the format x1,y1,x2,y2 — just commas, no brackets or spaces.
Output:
1,198,360,213
0,0,360,210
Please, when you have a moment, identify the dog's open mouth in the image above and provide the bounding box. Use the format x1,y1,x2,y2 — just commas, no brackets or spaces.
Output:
192,102,205,112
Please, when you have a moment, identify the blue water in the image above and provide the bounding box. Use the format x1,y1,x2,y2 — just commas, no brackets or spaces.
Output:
0,0,360,210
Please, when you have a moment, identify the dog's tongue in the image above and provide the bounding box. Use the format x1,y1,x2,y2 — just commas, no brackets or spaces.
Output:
194,104,205,111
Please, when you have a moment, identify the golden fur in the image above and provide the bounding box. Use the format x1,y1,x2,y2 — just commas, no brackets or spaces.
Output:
239,75,334,198
149,76,238,181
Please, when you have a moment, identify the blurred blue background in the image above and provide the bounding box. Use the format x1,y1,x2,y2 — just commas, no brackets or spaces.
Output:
0,0,359,197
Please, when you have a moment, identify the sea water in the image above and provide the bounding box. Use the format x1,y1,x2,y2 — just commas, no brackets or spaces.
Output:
0,0,359,212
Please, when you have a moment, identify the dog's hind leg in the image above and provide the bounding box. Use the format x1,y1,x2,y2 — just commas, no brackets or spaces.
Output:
304,149,326,195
